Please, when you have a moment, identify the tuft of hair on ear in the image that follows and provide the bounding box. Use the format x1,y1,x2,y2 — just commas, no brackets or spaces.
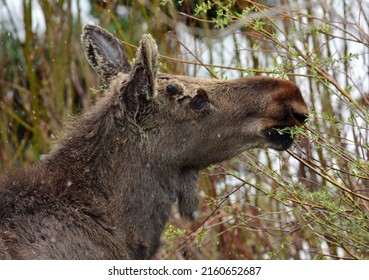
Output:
139,34,158,100
81,24,131,82
127,34,159,101
123,33,159,120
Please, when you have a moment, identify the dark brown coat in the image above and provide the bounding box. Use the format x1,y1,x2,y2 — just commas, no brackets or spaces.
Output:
0,25,308,259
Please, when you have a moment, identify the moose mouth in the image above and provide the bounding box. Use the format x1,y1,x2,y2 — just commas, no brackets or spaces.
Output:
263,125,295,151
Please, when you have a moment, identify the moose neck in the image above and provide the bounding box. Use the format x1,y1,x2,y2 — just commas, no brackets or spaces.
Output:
44,94,198,259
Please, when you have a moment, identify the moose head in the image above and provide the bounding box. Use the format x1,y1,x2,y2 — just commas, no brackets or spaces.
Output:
82,25,308,166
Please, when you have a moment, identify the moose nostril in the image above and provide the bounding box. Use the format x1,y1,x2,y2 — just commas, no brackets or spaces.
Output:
293,112,309,125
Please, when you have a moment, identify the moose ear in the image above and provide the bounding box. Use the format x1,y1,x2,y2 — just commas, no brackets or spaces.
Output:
81,24,131,82
126,34,158,102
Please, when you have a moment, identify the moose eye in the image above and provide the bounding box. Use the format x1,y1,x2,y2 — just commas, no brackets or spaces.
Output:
166,82,182,96
190,93,207,110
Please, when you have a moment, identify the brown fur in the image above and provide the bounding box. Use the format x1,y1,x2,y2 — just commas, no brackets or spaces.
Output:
0,25,308,259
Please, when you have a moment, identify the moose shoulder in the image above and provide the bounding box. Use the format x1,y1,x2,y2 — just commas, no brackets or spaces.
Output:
0,25,308,259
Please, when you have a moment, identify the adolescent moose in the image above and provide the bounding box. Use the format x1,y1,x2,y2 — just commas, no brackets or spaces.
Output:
0,25,308,259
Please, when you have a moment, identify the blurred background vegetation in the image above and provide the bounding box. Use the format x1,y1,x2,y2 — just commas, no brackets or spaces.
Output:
0,0,369,259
